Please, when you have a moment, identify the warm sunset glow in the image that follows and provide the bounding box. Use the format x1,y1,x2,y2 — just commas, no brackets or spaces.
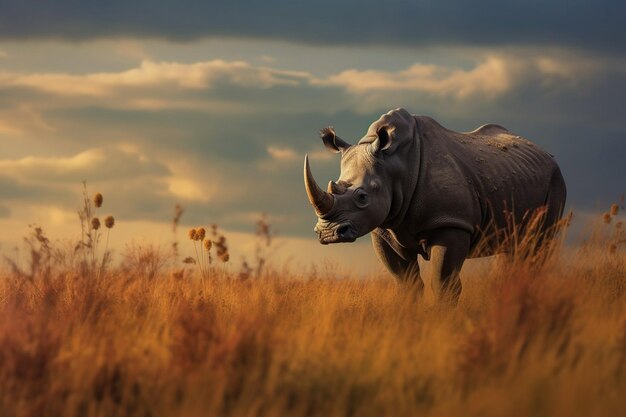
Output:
0,2,625,416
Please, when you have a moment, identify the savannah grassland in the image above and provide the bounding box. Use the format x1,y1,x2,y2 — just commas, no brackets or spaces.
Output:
1,196,625,417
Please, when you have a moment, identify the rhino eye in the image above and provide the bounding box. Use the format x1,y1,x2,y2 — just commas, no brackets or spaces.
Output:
354,189,369,207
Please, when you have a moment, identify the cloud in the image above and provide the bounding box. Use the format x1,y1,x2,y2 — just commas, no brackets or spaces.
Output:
319,56,513,100
3,59,310,97
0,143,249,220
0,105,56,136
165,177,208,202
0,1,624,55
0,173,73,203
0,120,23,136
318,52,604,104
267,146,299,161
0,147,169,182
0,147,183,223
0,43,623,240
0,51,604,123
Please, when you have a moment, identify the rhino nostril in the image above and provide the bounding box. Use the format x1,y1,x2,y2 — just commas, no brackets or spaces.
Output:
336,224,351,237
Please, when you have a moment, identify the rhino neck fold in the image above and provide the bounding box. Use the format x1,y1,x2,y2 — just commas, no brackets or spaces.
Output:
380,116,422,230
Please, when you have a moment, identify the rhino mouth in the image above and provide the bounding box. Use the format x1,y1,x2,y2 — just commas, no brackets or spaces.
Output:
316,222,357,244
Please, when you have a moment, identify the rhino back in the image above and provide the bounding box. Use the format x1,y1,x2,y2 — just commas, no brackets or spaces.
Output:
405,116,560,248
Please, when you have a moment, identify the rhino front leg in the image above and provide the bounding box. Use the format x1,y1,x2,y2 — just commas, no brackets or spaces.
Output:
428,228,471,305
371,233,423,298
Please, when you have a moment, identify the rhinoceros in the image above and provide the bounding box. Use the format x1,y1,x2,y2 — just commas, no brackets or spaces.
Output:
304,108,566,303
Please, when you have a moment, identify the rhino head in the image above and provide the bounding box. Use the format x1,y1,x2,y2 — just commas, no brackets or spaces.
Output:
304,108,418,244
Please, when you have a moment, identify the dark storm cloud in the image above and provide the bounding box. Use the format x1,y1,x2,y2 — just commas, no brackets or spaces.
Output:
1,1,625,53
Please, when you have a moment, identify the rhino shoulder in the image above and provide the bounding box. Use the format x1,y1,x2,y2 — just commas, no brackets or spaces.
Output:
468,123,510,135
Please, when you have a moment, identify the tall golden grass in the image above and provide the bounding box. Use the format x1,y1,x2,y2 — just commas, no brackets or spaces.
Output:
0,196,625,417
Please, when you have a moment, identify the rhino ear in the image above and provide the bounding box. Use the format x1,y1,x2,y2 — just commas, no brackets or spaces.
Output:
370,125,393,154
320,127,351,154
369,109,416,155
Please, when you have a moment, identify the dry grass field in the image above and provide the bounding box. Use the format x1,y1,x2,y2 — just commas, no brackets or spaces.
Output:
1,195,625,417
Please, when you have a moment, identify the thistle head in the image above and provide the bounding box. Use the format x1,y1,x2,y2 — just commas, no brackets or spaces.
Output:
188,228,197,240
94,193,103,208
196,227,206,241
91,217,101,230
104,215,115,229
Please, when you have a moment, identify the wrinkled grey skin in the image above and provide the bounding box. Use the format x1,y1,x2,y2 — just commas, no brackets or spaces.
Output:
304,108,567,304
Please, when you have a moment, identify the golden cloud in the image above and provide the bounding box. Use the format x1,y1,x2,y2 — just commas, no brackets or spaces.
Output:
3,59,311,97
313,52,601,101
0,146,168,182
267,146,299,161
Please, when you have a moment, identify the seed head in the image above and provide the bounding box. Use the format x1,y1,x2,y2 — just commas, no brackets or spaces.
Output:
603,212,612,224
196,227,206,241
188,228,197,240
221,253,230,262
204,239,212,251
608,244,617,255
183,256,196,264
104,215,115,229
610,204,619,216
91,217,101,230
94,193,103,208
616,221,623,230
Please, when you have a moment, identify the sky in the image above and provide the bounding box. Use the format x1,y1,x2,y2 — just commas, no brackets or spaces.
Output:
0,1,624,273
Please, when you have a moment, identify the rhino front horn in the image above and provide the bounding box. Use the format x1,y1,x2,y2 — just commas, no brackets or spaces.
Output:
304,155,334,216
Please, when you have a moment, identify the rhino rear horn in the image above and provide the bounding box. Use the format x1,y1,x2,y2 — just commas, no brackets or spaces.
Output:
304,155,334,216
327,180,346,194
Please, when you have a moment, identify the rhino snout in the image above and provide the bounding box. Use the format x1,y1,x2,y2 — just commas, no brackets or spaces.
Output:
315,221,357,244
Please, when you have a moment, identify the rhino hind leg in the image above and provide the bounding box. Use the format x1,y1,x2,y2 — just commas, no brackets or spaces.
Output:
370,233,423,297
428,228,471,306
